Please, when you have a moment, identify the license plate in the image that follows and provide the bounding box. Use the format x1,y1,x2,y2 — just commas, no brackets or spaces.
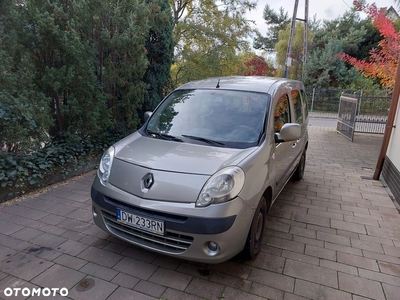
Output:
116,209,164,235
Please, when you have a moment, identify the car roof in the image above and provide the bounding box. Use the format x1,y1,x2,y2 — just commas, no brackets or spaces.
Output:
175,76,303,94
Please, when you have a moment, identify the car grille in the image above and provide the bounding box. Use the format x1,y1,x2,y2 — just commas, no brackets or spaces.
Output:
102,210,194,254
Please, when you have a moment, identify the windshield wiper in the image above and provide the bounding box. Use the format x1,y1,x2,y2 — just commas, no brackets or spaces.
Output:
181,135,225,146
147,130,183,142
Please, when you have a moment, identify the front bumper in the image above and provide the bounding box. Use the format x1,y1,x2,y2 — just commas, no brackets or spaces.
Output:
91,177,254,263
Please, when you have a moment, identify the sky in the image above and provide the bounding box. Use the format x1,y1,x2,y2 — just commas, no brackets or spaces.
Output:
251,0,398,35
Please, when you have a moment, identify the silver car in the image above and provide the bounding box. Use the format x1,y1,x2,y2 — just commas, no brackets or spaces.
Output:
91,76,308,263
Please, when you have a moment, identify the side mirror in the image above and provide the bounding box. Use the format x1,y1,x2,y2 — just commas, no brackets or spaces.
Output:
144,111,152,122
275,123,301,143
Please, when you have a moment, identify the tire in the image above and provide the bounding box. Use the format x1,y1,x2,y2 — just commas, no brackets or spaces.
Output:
242,196,267,260
292,150,306,181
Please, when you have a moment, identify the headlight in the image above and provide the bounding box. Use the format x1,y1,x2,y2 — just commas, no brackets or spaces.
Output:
99,146,115,184
196,166,245,207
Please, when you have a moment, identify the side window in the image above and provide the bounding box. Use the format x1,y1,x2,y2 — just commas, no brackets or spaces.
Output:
292,90,303,124
274,94,290,132
300,89,309,119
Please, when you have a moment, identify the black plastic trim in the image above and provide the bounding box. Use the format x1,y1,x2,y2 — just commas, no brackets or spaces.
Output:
91,187,236,235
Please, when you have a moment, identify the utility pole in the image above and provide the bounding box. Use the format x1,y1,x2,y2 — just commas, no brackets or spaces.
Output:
283,0,309,79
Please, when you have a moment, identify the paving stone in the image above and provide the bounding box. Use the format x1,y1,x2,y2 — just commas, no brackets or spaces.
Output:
30,233,67,248
289,225,316,239
0,253,53,281
331,219,366,234
362,250,400,265
68,276,117,300
319,259,358,275
45,203,78,216
2,205,49,221
110,272,140,289
32,264,85,289
11,228,43,242
102,242,127,254
113,257,158,280
283,259,338,288
210,271,252,292
120,246,158,263
343,215,379,227
38,224,68,236
359,234,394,246
281,250,319,265
358,268,400,287
0,220,25,235
307,224,336,234
336,229,359,240
148,267,192,291
378,261,400,276
382,283,400,300
23,245,62,261
0,246,17,263
294,279,351,300
57,218,92,233
211,260,251,280
0,275,37,300
79,262,118,281
266,228,293,240
292,213,330,227
366,225,400,240
79,235,109,248
251,282,284,300
133,280,167,298
222,287,268,300
252,252,285,273
161,288,206,300
305,244,336,261
340,205,370,215
38,214,67,226
307,209,344,220
283,292,309,300
350,238,384,253
316,231,350,246
382,244,400,257
248,268,295,293
293,235,324,247
337,251,379,271
266,237,305,253
151,255,181,270
107,286,157,300
53,254,87,270
185,277,224,299
54,239,89,257
338,272,385,299
77,247,122,268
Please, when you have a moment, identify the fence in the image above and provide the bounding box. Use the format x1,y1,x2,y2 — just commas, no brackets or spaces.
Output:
306,88,391,134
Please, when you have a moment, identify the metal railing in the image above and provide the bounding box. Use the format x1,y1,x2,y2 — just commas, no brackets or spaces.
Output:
306,88,391,134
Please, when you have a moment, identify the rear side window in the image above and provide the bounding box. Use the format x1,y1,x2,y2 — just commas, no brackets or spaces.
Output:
274,94,290,132
300,89,309,119
292,90,303,124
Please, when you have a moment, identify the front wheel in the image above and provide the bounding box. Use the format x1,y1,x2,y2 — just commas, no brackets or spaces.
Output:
292,151,306,181
242,196,267,260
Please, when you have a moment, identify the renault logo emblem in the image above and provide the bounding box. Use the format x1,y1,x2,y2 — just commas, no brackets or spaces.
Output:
142,173,154,190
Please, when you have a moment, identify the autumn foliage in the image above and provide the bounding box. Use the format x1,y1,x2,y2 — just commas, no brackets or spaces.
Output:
243,55,276,76
336,1,400,88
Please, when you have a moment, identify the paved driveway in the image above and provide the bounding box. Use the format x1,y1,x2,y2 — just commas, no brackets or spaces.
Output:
1,127,399,300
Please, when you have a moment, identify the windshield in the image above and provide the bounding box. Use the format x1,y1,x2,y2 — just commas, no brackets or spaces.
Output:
145,89,270,148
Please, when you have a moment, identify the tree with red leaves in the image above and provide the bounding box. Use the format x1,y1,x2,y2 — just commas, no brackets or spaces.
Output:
337,1,400,89
243,55,276,76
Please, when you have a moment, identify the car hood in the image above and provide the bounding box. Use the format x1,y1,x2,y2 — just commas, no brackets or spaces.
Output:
114,132,256,175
